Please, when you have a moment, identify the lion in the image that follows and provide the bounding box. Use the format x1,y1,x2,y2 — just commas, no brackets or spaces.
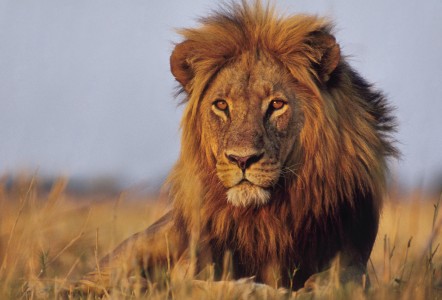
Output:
78,0,397,295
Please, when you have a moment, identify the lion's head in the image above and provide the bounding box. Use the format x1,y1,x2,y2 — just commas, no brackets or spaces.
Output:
169,1,395,212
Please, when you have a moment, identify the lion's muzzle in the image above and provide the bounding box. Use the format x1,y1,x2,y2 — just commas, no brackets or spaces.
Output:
216,150,280,207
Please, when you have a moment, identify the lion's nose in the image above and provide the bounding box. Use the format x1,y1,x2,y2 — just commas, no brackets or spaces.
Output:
226,152,264,171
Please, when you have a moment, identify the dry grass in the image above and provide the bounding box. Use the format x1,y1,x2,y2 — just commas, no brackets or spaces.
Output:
0,176,441,299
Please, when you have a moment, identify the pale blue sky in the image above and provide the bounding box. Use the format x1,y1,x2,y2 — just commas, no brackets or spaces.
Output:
1,0,441,191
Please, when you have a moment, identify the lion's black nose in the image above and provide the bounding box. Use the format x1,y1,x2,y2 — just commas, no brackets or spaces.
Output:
226,152,264,171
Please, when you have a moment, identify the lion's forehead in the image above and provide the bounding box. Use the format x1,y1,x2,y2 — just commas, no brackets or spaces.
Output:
208,55,290,104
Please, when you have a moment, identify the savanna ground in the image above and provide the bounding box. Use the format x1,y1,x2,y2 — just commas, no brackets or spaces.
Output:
0,176,441,299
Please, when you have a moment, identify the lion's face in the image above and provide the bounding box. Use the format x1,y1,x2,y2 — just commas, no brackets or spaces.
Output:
200,54,303,207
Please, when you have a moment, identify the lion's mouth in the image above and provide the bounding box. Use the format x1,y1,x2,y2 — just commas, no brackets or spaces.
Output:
216,161,279,207
238,178,252,185
226,180,271,207
236,177,271,190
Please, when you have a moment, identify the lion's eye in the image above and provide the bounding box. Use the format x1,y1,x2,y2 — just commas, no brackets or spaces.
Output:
213,99,228,111
270,99,286,110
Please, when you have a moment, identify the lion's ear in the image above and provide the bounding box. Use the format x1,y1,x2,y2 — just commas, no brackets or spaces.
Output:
308,31,341,83
170,41,195,92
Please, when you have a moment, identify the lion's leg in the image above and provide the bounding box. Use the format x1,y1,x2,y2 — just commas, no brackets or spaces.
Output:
297,193,379,293
76,210,184,294
299,252,369,294
301,265,367,292
172,278,291,299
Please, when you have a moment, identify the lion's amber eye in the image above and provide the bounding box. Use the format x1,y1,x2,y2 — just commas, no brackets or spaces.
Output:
213,99,228,111
270,99,286,110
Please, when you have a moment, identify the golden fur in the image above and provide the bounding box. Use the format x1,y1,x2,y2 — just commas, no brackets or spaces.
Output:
80,1,397,292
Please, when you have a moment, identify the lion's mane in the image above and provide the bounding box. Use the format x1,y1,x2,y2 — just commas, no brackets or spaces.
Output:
168,1,397,288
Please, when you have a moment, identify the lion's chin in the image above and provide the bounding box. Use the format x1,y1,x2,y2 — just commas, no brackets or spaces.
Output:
226,183,271,207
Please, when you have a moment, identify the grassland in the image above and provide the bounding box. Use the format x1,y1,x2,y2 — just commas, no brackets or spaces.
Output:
0,176,441,299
